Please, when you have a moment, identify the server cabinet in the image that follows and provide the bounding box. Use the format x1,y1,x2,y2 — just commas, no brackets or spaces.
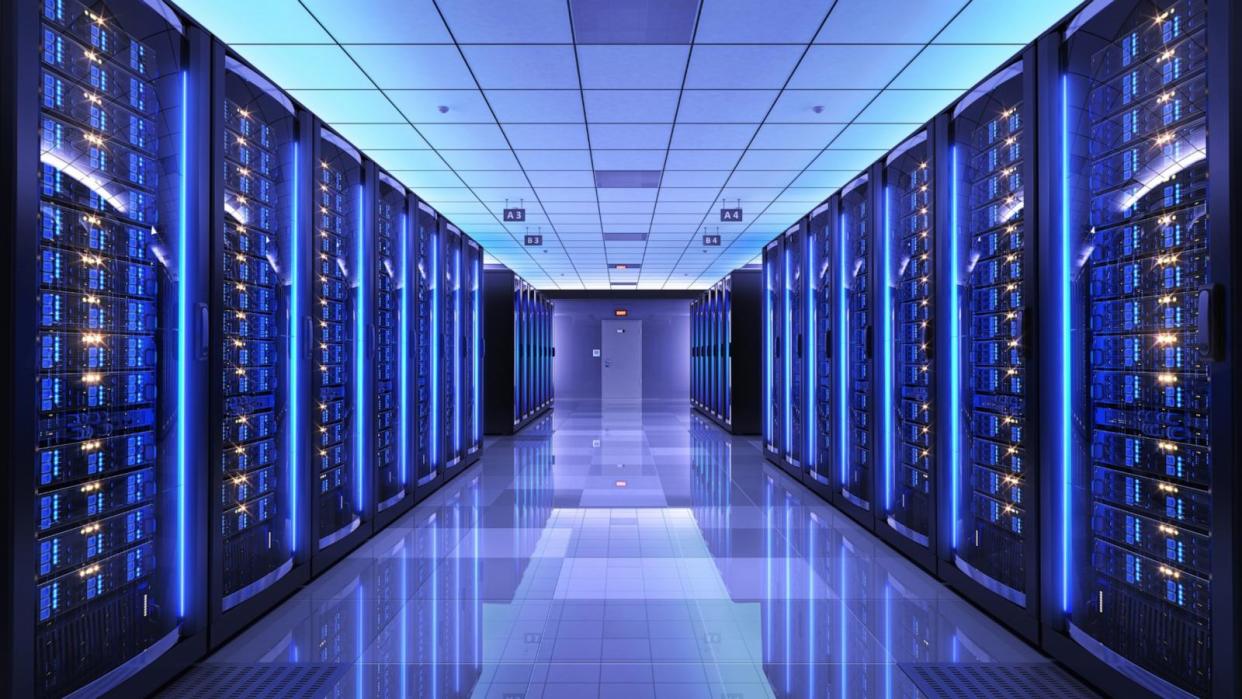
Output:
1041,1,1240,696
762,238,784,460
838,170,878,527
877,129,939,569
309,127,369,573
807,199,838,500
411,200,443,499
690,270,762,435
441,221,463,474
207,47,310,646
783,220,808,477
371,169,415,527
462,237,483,466
483,268,552,435
2,0,210,695
690,299,700,408
942,51,1042,640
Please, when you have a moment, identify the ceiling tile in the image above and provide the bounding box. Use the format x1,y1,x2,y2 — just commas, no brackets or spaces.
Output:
583,90,680,123
503,124,590,149
303,0,451,42
230,45,367,89
890,45,1024,90
370,150,450,171
330,123,430,150
348,46,477,89
413,123,508,149
437,0,572,42
591,151,667,171
767,89,877,123
736,149,820,171
514,150,594,170
750,123,844,150
807,148,885,173
815,0,966,43
854,89,958,123
486,90,586,123
789,45,922,89
173,0,330,43
665,149,744,170
660,171,730,188
436,150,523,171
588,124,672,149
696,0,833,43
462,46,580,89
388,89,493,124
527,171,597,188
685,45,804,89
935,0,1079,44
670,124,758,149
726,170,799,188
578,46,691,89
288,89,403,123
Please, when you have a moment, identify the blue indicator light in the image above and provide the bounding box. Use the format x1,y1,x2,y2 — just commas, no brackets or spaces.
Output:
950,145,961,549
290,141,300,550
431,230,439,465
807,235,815,468
355,184,364,512
454,247,462,454
1060,73,1072,613
400,213,409,485
474,255,482,444
882,186,894,511
176,70,188,617
784,243,792,456
838,212,849,486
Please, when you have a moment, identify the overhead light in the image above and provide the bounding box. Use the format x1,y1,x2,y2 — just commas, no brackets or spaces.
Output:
595,170,662,188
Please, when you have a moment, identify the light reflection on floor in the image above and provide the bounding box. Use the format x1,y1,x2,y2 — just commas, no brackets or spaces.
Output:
203,400,1043,698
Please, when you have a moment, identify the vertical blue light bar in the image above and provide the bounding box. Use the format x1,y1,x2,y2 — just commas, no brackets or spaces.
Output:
400,213,409,485
290,142,301,548
1060,74,1072,613
949,146,961,549
838,213,848,485
355,183,365,512
807,233,815,468
765,260,773,441
882,186,894,511
454,247,462,453
176,71,188,617
474,256,481,444
783,243,792,456
431,230,439,465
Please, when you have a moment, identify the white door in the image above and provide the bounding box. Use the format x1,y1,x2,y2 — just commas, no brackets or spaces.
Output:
601,319,642,400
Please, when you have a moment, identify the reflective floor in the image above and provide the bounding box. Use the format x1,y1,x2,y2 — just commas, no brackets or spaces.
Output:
204,400,1045,698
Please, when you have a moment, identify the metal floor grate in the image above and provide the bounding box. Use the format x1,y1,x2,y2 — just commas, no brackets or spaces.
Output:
900,662,1098,699
157,664,346,699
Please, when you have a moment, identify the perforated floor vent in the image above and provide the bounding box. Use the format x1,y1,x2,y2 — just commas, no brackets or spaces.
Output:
157,664,346,699
900,662,1098,699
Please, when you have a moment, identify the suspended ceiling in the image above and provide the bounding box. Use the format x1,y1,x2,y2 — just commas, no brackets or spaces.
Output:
173,0,1078,289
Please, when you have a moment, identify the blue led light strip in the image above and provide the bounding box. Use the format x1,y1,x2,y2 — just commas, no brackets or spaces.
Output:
784,243,792,456
290,142,301,548
355,184,365,512
765,261,773,441
838,213,849,485
883,186,894,511
454,247,462,453
806,235,815,468
1060,74,1071,613
177,71,189,617
949,146,961,549
474,255,482,444
400,213,409,485
431,230,439,465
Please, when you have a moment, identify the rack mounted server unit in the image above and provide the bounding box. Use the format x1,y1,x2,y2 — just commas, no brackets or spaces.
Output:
483,268,552,435
691,269,761,434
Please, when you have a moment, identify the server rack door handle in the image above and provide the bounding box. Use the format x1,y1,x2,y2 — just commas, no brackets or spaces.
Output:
825,329,831,358
865,324,873,358
303,316,313,359
775,336,781,358
729,341,733,357
1197,284,1223,360
1020,307,1032,357
797,333,803,359
196,302,209,360
924,317,934,360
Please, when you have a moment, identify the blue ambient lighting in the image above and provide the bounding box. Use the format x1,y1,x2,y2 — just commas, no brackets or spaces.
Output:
1060,74,1072,613
431,230,440,465
765,260,773,442
807,233,815,468
838,212,849,485
474,255,482,443
882,186,894,511
454,247,462,454
355,183,365,512
949,145,961,549
784,242,792,456
177,71,189,617
400,213,409,484
290,141,301,548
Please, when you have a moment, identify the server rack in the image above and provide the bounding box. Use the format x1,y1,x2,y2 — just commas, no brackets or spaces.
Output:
876,128,940,570
807,199,837,501
1039,1,1240,696
461,237,483,467
309,126,369,574
761,238,784,460
942,50,1043,641
411,200,442,499
483,268,552,435
690,270,762,434
782,221,808,478
441,221,463,475
690,298,701,409
837,169,879,528
206,46,311,647
2,1,211,695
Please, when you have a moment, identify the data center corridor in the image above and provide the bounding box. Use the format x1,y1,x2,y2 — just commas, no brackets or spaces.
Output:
184,401,1052,698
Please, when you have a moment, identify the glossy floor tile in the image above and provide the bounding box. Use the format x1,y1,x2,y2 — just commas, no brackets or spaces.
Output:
204,400,1045,698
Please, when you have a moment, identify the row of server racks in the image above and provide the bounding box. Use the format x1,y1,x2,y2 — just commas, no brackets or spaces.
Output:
0,0,486,696
757,0,1241,696
483,267,553,435
690,269,762,434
